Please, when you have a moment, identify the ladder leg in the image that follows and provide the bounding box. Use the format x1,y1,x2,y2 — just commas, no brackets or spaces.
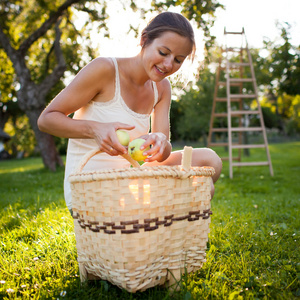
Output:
246,47,274,176
208,58,222,147
226,51,233,179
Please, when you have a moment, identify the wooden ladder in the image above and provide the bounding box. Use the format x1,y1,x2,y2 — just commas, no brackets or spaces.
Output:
207,27,274,178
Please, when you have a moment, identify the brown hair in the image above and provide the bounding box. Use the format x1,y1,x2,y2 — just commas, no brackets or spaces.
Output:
141,12,196,60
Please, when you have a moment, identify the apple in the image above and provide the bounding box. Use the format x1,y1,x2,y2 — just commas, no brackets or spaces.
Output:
116,129,130,146
128,138,150,161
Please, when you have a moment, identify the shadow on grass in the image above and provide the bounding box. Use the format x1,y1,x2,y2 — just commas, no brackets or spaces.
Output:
54,272,196,300
57,279,172,300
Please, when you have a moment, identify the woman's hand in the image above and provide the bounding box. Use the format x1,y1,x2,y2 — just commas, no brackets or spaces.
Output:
90,121,135,156
137,132,171,162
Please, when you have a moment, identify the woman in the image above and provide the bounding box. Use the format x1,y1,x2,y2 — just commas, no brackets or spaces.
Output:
38,12,222,211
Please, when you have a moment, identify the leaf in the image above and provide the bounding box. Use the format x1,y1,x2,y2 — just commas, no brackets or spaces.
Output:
184,291,192,300
229,291,242,300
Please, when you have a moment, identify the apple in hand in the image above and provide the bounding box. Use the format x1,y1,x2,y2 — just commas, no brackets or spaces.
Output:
116,129,130,146
128,138,150,161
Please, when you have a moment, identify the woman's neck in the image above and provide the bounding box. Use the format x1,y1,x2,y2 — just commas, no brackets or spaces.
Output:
119,55,150,87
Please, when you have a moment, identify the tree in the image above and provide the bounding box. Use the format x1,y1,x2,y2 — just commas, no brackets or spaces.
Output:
0,0,223,170
0,0,110,170
170,67,215,142
254,22,300,134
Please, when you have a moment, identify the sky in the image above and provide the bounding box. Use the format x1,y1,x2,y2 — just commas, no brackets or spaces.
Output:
96,0,300,58
71,0,299,85
211,0,300,49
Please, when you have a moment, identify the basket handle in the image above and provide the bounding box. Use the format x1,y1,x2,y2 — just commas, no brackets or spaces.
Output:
75,146,193,174
181,146,193,171
74,149,141,173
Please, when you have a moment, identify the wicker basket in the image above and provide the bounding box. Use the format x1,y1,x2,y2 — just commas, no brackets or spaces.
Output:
69,147,215,293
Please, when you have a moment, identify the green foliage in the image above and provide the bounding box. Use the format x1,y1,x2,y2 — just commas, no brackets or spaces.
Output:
4,114,68,157
257,22,300,96
260,106,280,129
170,68,215,142
0,51,16,104
259,94,300,135
54,136,68,155
171,23,300,142
1,0,105,86
0,0,108,133
253,22,300,134
4,115,36,157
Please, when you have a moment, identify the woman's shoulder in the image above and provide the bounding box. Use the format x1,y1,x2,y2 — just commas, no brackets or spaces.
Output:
156,78,171,90
86,57,115,75
155,78,172,101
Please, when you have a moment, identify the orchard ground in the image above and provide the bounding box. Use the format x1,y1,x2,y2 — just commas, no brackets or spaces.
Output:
0,142,299,299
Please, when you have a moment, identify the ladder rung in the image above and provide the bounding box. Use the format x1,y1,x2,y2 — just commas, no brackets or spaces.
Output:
221,157,240,161
220,80,246,87
229,78,253,83
230,94,256,99
211,128,228,132
224,30,244,35
212,111,260,118
209,142,242,147
230,82,244,87
232,161,270,167
230,110,259,115
216,97,240,102
230,127,263,132
214,111,258,117
215,97,227,102
231,144,266,149
208,142,229,147
213,113,227,117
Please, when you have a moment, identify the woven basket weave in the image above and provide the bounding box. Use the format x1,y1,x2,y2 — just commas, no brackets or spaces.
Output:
69,146,215,293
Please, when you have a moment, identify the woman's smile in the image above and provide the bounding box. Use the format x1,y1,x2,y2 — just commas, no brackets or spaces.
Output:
142,31,193,81
154,65,168,76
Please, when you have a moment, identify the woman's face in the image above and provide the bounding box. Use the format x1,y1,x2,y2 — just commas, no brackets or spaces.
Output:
141,31,193,82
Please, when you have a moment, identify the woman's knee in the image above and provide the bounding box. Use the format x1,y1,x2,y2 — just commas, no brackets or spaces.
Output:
192,148,222,182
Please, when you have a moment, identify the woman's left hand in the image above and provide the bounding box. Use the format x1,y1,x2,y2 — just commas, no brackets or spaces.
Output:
138,132,171,162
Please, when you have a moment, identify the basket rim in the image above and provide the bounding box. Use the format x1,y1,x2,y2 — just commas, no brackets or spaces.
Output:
69,164,215,183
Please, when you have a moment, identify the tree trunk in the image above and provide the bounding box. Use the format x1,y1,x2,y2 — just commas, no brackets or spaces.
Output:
26,108,64,171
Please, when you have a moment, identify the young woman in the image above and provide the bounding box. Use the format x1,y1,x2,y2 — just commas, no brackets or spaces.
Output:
38,12,222,211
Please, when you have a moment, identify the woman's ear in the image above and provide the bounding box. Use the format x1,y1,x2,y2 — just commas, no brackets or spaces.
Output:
140,32,147,48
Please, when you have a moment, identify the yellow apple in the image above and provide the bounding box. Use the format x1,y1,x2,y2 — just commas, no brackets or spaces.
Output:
116,130,130,146
128,138,150,161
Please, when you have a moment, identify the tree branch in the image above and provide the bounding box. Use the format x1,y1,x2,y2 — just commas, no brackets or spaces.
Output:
0,27,32,82
38,20,66,97
0,27,18,61
18,0,82,55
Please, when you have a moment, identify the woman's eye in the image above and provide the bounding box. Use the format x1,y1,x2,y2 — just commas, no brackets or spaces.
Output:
175,58,182,64
159,50,166,56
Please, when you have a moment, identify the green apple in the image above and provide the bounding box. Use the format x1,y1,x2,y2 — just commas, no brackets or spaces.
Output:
116,129,130,146
128,138,150,161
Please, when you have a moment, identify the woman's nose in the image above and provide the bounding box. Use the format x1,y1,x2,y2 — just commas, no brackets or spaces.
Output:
163,57,173,71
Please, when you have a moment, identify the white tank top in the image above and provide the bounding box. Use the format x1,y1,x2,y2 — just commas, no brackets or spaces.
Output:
63,57,158,209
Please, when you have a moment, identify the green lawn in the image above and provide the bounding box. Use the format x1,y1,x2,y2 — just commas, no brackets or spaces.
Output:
0,142,299,299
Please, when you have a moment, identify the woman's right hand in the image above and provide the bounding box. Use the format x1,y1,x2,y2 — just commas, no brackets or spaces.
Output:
90,121,135,156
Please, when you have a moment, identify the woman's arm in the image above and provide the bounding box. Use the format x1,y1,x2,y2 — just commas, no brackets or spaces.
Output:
38,57,134,154
141,78,172,163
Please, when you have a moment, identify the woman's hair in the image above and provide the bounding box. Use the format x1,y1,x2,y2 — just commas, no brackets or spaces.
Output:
141,12,196,60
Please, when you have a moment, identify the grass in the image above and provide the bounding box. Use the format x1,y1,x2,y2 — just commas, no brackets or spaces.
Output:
0,142,299,299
